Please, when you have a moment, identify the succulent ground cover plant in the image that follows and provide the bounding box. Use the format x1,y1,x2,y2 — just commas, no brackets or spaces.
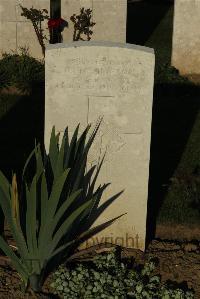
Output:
50,249,194,299
0,118,124,295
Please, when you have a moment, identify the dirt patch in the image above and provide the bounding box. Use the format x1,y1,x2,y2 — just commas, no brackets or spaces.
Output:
145,240,200,299
0,86,29,96
0,263,56,299
0,238,199,298
155,223,200,241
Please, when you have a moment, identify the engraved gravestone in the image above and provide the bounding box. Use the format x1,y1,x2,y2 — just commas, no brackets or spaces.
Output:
61,0,127,43
0,0,50,59
45,41,155,251
172,0,200,76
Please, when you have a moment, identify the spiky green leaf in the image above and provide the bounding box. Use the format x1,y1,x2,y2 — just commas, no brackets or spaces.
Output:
35,143,44,180
49,189,82,236
29,176,37,254
39,169,70,248
51,213,125,260
22,144,37,179
0,185,29,260
64,123,80,169
0,170,10,199
40,171,48,236
0,236,29,283
49,199,93,256
47,168,71,218
25,183,33,254
49,126,60,176
54,132,65,179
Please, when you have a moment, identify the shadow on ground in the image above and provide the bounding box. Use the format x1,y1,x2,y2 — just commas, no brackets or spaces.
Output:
146,82,200,244
127,0,173,45
0,82,199,246
0,83,44,232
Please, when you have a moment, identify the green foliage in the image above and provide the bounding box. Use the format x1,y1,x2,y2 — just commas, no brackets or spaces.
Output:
50,249,194,299
0,47,44,93
0,63,10,90
0,119,124,293
154,63,193,85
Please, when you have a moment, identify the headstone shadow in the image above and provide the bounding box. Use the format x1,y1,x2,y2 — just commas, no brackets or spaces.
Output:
127,0,173,45
146,82,200,244
0,82,44,233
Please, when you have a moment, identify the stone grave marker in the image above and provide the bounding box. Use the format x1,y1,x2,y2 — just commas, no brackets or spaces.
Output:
172,0,200,76
61,0,127,43
0,0,50,59
45,41,155,251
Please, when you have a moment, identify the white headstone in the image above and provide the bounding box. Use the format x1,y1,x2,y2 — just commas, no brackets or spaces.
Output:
0,0,49,59
45,41,155,251
61,0,127,43
171,0,200,76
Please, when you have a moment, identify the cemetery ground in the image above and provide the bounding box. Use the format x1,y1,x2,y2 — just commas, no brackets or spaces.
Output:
0,2,200,298
0,61,200,298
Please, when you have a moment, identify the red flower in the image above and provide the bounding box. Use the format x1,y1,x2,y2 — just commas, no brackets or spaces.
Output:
48,18,65,29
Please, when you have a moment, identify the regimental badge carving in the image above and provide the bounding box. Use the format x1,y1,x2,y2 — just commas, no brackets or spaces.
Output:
87,118,126,167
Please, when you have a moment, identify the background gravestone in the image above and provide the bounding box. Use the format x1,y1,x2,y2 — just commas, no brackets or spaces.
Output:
0,0,49,59
61,0,127,43
0,0,127,58
171,0,200,76
45,41,155,251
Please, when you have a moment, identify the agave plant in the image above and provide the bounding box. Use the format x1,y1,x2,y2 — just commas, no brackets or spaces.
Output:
0,117,124,293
